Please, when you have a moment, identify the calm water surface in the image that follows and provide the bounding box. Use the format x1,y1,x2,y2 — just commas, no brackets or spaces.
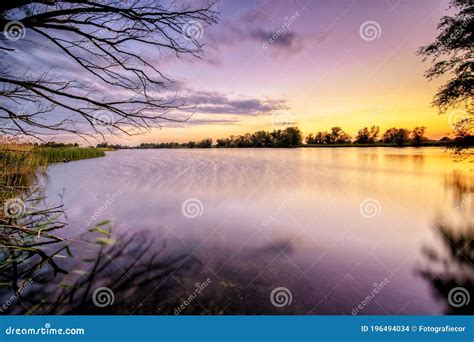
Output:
41,147,473,314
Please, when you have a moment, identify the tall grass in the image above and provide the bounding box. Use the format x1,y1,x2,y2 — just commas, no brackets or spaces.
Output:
35,146,105,164
1,141,40,202
0,139,105,205
1,138,108,299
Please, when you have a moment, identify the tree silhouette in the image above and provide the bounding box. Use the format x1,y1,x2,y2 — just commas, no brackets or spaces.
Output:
411,126,427,146
306,127,352,145
417,0,472,113
419,224,473,315
418,0,472,154
0,0,218,141
355,126,379,144
381,127,409,146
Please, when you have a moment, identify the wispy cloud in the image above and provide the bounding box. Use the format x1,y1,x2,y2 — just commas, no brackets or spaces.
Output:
182,90,288,115
205,8,305,57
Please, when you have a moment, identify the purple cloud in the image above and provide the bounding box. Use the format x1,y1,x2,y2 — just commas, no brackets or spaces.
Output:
181,90,288,115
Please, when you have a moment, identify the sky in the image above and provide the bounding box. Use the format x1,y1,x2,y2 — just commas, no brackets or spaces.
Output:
126,0,454,144
2,0,457,144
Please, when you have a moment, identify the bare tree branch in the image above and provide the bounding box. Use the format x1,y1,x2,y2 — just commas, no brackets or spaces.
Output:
0,0,219,141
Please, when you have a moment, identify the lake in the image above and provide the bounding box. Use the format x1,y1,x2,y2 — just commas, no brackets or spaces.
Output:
39,147,473,314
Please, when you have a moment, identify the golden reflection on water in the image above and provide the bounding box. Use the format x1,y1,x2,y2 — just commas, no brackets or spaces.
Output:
2,147,472,314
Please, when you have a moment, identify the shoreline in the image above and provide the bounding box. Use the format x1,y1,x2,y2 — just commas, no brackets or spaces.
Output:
115,143,455,150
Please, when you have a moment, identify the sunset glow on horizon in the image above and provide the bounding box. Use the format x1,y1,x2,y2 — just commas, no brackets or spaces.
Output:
97,0,457,145
2,0,472,321
5,0,460,145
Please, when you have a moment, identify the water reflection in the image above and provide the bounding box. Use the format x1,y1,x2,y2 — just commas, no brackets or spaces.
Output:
3,147,471,315
419,170,473,315
2,221,473,315
0,229,193,314
444,170,474,203
0,230,311,314
419,223,473,315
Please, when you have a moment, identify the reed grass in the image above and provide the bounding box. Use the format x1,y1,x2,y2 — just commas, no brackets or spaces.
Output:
35,146,106,164
0,139,106,203
0,138,109,309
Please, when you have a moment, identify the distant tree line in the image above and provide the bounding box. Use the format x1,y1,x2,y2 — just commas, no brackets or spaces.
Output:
137,138,213,149
216,127,303,147
100,127,304,149
96,125,472,149
32,142,80,148
306,125,435,147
